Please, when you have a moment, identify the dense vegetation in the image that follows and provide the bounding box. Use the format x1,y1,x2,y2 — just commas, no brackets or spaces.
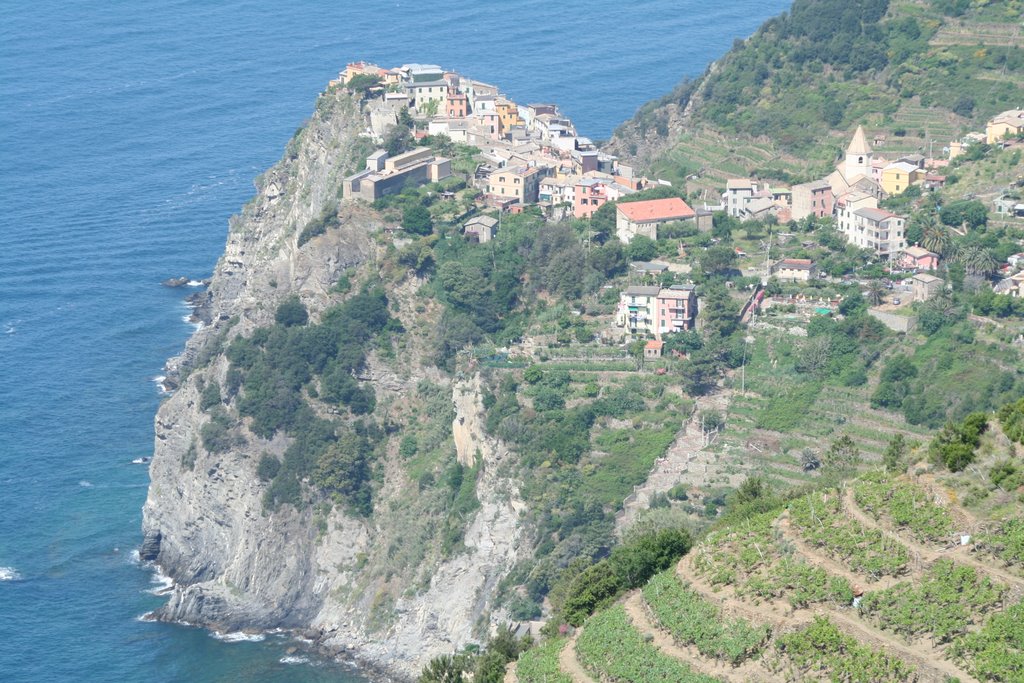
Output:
789,490,911,578
223,288,397,512
623,0,1024,156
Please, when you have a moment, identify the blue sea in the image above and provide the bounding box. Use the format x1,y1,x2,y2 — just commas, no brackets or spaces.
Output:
0,2,791,680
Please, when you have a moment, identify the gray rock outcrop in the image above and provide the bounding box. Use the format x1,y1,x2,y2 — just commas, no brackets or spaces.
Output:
141,88,527,680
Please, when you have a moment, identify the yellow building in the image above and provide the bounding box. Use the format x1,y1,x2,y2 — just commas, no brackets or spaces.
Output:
986,110,1024,144
880,161,921,195
495,98,522,135
487,165,541,204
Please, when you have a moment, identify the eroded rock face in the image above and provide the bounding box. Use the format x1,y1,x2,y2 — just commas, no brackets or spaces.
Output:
142,89,528,680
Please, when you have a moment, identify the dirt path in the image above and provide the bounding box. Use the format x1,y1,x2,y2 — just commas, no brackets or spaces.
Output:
775,512,910,590
622,592,775,683
558,633,596,683
502,661,518,683
615,389,733,536
842,487,1024,592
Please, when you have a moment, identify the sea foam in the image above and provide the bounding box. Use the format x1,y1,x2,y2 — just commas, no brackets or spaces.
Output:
0,566,21,581
211,631,266,643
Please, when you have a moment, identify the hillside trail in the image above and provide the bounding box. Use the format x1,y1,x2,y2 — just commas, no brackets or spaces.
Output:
841,486,1024,592
775,513,911,590
615,388,732,535
621,591,775,683
676,551,978,683
502,661,518,683
558,633,596,683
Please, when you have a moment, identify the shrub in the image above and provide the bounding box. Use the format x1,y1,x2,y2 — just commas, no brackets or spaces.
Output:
201,408,237,453
402,204,433,235
275,295,309,327
256,454,281,481
199,380,222,411
929,412,988,472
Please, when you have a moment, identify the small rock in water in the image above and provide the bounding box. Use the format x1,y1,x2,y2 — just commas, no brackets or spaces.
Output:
162,276,189,288
286,646,298,655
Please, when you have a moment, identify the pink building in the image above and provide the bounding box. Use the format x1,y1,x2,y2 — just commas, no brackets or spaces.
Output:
900,245,939,271
446,88,468,118
655,285,698,336
575,178,608,218
791,179,833,220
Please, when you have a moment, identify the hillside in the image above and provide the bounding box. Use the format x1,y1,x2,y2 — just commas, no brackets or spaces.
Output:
139,13,1024,683
514,456,1024,682
607,0,1024,192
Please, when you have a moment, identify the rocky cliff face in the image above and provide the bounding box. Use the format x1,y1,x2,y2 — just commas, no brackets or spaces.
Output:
141,88,527,680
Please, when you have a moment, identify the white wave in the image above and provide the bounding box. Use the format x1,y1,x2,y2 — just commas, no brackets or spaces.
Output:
79,480,93,488
211,631,266,643
4,325,14,335
131,457,150,465
279,655,310,665
186,280,204,287
152,376,172,396
128,549,141,565
147,567,174,595
0,566,20,581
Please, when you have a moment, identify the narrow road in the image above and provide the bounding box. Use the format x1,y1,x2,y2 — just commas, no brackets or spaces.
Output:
558,633,596,683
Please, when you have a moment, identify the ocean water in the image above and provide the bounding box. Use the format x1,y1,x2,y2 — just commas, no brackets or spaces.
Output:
0,1,791,681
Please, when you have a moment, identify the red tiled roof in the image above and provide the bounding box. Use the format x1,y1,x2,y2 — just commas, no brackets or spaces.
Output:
645,340,665,350
616,197,695,223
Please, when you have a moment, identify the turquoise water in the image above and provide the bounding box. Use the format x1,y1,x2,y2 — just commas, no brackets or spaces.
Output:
0,2,790,680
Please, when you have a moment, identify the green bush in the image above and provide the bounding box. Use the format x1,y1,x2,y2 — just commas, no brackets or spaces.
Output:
274,295,308,327
256,454,281,481
200,408,237,453
199,380,222,411
929,412,988,472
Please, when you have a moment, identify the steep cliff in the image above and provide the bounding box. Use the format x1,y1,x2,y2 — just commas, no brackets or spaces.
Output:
141,87,527,680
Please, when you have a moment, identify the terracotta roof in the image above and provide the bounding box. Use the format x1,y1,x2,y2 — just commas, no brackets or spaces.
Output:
616,197,695,223
645,340,665,350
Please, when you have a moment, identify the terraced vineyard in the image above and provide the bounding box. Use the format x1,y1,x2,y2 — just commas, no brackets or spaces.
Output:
517,471,1023,683
853,471,955,545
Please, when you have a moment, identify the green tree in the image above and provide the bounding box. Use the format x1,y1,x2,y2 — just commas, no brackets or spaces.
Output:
419,653,472,683
274,295,308,327
822,435,861,480
626,235,657,261
699,244,738,276
403,204,434,236
346,73,382,98
883,433,907,473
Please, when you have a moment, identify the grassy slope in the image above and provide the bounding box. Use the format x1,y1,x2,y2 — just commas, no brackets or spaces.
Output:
610,0,1024,188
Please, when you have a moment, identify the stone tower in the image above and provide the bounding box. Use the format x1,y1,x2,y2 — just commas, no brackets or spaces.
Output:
844,125,872,181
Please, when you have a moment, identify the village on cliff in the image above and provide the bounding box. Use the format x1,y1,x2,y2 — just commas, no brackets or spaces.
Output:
333,61,1024,343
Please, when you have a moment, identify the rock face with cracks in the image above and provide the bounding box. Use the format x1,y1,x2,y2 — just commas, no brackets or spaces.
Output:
141,87,527,680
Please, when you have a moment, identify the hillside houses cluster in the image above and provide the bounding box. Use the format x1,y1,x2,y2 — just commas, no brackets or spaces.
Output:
720,126,953,265
336,61,678,217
